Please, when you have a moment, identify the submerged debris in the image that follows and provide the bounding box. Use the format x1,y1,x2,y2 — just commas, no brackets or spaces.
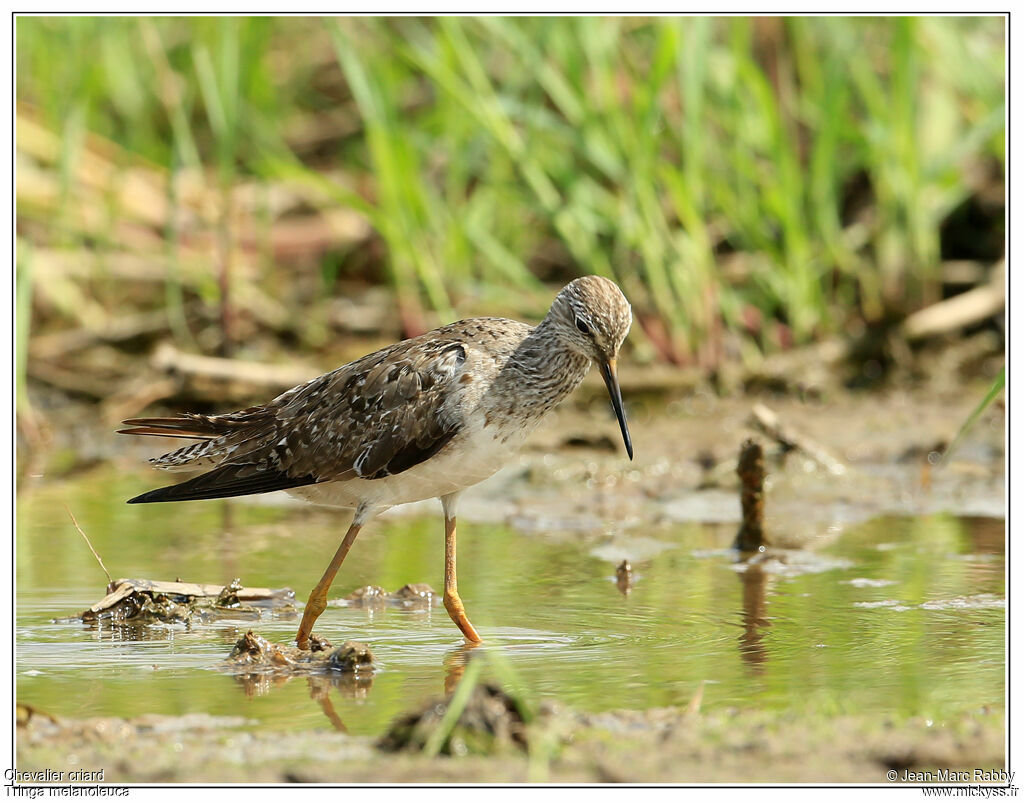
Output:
78,578,296,627
224,631,376,677
615,560,634,596
341,583,438,609
378,683,529,756
734,439,767,552
393,583,436,606
344,585,389,606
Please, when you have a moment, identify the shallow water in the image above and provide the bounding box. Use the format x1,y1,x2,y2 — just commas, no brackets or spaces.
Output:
17,465,1004,736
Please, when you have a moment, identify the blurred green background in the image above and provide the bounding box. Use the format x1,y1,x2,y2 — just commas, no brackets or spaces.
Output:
16,16,1005,378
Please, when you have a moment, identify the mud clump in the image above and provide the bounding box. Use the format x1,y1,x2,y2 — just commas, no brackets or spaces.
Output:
615,560,633,595
224,631,376,677
228,631,291,665
379,683,529,757
392,583,436,606
215,578,245,608
345,585,389,606
343,583,437,610
326,641,376,673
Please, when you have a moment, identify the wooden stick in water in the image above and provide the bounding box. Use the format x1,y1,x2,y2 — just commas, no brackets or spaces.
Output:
734,439,766,552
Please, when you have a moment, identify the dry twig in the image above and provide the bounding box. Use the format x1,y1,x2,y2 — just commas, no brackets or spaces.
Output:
65,506,112,588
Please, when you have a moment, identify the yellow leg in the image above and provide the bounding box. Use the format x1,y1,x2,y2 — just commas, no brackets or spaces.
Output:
296,519,362,650
443,514,482,643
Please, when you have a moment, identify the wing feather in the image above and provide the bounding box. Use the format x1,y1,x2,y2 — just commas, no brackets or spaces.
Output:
123,333,470,503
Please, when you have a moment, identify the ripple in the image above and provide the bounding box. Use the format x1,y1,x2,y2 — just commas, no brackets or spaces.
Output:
920,594,1005,611
854,600,913,611
729,552,854,577
844,578,896,588
853,595,1006,613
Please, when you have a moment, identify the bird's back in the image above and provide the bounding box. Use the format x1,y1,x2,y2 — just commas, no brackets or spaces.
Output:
122,317,536,504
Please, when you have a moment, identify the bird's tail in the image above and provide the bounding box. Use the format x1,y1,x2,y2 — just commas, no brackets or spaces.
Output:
118,414,229,440
119,408,316,501
119,410,273,472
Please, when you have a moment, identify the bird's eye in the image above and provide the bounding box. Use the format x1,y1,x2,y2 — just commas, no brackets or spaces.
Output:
575,318,591,335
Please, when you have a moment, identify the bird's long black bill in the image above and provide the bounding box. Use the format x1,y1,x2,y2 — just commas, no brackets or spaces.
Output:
600,359,633,460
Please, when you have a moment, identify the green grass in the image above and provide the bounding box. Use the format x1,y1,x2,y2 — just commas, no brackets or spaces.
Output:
16,16,1005,365
944,365,1005,463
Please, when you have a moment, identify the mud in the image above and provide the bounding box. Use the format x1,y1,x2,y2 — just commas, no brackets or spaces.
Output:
15,700,1003,784
222,631,376,675
336,583,438,610
379,683,531,756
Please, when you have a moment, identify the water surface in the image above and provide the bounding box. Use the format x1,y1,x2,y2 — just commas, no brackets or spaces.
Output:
17,466,1005,735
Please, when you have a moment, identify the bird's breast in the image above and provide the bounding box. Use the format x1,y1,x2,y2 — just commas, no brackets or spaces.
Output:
286,417,524,510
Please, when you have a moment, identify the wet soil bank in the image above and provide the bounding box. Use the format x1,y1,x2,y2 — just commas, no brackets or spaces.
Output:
16,703,1003,784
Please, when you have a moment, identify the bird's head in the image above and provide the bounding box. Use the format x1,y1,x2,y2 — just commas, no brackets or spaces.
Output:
546,275,633,459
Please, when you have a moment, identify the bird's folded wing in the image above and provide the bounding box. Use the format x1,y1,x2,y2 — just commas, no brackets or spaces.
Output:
124,338,469,503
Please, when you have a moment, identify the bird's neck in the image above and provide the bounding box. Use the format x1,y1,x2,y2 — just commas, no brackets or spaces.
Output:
492,318,591,418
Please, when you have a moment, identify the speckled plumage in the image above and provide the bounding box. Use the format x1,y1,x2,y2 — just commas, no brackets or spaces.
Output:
123,275,632,510
122,275,633,646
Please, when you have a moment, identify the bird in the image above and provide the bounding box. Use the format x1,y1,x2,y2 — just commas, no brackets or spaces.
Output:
120,275,633,649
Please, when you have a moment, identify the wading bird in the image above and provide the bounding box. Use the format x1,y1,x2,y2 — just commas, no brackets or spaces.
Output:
122,276,633,648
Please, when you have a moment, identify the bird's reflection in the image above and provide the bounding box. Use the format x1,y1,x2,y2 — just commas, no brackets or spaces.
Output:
229,665,374,732
226,638,487,732
232,670,291,699
443,640,483,695
223,639,484,731
307,674,374,732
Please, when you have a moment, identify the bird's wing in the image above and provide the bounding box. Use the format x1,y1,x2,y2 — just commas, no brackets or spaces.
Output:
123,336,470,503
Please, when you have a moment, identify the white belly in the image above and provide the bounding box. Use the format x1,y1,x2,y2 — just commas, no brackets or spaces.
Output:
286,419,529,511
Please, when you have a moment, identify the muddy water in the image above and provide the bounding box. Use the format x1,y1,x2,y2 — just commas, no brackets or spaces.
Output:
17,462,1004,736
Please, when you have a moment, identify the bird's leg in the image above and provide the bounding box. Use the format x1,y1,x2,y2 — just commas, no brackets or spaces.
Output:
443,513,482,643
296,516,363,650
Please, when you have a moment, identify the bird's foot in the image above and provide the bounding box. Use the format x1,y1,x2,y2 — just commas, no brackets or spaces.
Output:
444,591,482,643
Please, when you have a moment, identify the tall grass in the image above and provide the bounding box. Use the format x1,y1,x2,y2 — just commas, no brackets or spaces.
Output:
16,16,1005,365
